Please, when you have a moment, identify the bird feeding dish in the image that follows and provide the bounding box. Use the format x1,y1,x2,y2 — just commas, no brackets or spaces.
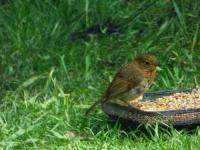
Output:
102,88,200,126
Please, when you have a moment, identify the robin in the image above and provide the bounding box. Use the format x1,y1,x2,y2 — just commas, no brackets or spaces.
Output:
85,54,157,115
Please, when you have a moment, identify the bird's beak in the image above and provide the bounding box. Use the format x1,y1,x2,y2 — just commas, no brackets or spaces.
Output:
156,66,162,71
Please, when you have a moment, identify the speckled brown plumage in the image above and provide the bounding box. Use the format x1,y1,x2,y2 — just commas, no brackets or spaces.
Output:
85,54,157,115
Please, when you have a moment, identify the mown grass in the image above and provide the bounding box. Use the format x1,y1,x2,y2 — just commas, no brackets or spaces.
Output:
0,0,200,149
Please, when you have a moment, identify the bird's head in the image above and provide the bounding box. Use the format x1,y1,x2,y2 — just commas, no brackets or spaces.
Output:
134,54,158,71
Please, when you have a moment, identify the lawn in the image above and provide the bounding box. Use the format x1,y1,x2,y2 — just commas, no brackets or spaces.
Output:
0,0,200,149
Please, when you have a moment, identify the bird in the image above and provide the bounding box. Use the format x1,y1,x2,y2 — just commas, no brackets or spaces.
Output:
85,54,157,115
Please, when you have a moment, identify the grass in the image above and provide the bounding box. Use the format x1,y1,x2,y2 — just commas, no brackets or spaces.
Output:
0,0,200,149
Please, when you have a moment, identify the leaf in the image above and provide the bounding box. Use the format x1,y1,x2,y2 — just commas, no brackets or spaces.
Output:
85,54,91,77
157,20,169,37
64,131,76,139
50,130,65,139
172,0,185,28
63,131,90,140
7,128,25,140
191,24,199,51
21,76,44,88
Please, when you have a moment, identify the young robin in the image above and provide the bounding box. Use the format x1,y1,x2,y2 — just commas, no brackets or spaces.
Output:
85,54,157,115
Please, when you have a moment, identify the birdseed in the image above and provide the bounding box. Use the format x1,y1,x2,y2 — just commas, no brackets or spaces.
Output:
130,87,200,112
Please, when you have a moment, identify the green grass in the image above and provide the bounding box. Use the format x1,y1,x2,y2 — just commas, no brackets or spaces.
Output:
0,0,200,149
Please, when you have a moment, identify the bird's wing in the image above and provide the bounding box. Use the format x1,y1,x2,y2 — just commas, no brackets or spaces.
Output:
103,77,130,100
118,63,144,86
103,64,144,101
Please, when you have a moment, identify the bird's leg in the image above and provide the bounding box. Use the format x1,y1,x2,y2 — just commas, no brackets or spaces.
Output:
124,95,144,108
114,99,129,106
118,99,132,107
115,95,144,107
124,101,131,107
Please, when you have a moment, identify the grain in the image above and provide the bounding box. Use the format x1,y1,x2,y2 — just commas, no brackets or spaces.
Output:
130,87,200,112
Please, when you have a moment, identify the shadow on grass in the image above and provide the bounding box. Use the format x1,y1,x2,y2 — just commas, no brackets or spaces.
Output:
82,114,199,138
106,116,200,139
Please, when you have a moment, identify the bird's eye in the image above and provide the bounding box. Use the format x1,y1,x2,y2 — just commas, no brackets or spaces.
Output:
145,61,150,65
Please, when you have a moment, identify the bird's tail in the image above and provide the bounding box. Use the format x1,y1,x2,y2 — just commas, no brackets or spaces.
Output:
85,98,105,116
85,96,107,116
